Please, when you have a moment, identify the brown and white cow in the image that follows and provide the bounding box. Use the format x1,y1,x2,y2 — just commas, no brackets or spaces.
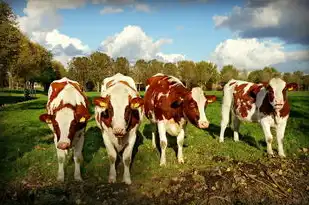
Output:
144,73,217,166
39,77,91,181
93,73,144,185
219,78,297,157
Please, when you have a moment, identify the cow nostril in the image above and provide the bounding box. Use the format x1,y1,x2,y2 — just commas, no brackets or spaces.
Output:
57,142,70,150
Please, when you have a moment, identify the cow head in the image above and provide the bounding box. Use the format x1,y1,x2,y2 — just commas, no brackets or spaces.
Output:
264,78,297,110
39,105,90,150
94,94,143,137
171,87,216,129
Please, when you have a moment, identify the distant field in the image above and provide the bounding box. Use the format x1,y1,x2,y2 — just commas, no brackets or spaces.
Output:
0,90,308,204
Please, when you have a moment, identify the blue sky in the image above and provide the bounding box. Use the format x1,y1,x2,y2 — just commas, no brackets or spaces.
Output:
10,0,309,72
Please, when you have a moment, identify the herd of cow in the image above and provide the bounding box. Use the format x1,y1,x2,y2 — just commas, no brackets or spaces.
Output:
39,73,297,185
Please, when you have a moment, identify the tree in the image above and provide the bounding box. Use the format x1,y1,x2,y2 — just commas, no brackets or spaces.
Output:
51,60,67,79
163,62,178,77
261,66,280,82
248,70,263,83
133,59,149,87
193,61,219,89
148,59,164,76
113,57,129,75
68,56,91,90
88,52,113,91
0,1,24,87
220,65,239,83
178,60,196,87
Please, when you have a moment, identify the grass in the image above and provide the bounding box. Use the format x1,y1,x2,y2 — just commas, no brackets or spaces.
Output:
0,90,309,203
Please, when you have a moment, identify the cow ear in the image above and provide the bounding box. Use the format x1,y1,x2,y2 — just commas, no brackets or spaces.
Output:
130,97,144,109
286,83,297,91
205,95,216,104
93,96,109,108
39,113,53,124
75,105,91,123
76,114,91,123
171,97,184,108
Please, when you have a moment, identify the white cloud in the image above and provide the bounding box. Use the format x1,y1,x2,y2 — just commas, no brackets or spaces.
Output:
213,0,309,45
99,25,185,63
156,52,185,63
134,3,150,12
100,6,124,14
210,38,285,70
17,0,90,67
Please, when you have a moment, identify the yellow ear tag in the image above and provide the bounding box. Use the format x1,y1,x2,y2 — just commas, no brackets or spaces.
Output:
100,102,107,107
79,117,86,123
131,103,140,109
288,87,293,91
207,100,213,103
46,119,52,124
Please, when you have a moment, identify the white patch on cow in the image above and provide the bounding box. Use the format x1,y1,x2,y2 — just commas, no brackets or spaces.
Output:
157,92,167,100
48,83,86,114
101,73,137,95
153,73,164,77
55,107,74,144
269,78,286,107
168,76,184,86
191,87,208,123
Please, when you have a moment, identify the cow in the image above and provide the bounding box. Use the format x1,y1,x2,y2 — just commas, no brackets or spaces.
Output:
219,78,297,157
39,77,91,181
144,73,217,166
93,73,144,185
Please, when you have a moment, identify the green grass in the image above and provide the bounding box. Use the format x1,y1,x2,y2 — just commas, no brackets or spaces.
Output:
0,90,308,193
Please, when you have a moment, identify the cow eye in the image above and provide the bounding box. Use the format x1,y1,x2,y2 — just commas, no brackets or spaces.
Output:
101,110,109,118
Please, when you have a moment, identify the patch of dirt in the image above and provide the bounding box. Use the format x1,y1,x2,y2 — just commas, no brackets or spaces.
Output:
1,154,308,205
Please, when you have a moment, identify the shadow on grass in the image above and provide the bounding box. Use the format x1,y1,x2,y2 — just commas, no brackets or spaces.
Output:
0,99,46,111
83,126,103,163
0,96,37,106
206,123,261,149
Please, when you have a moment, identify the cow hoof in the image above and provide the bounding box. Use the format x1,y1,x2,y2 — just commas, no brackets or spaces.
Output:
108,177,116,184
267,153,274,158
123,178,132,185
178,158,184,164
219,139,224,143
159,162,166,167
278,153,286,158
234,139,239,142
57,176,64,182
74,176,83,182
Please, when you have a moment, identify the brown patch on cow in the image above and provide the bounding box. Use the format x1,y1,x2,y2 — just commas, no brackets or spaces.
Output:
279,101,290,117
106,80,114,88
233,84,253,118
48,81,67,106
229,82,236,86
108,155,116,163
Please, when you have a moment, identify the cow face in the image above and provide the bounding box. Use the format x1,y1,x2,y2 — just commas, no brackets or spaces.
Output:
39,105,90,150
94,94,143,137
265,78,296,110
173,87,216,129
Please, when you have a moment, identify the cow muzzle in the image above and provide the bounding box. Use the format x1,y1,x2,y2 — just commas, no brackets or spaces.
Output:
274,103,283,110
57,142,70,150
113,127,126,137
198,121,209,129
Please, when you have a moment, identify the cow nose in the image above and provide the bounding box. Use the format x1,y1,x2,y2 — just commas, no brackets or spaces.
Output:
113,127,126,137
57,142,70,150
198,121,209,129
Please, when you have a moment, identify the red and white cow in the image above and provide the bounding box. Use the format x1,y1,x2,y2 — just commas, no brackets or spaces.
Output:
219,78,297,157
144,73,217,166
93,73,144,185
39,77,91,181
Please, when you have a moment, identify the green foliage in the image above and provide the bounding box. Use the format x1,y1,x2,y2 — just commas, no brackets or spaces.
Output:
68,56,91,89
220,65,239,83
163,62,178,77
113,57,130,75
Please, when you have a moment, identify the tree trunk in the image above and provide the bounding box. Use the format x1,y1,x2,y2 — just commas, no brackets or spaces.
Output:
97,82,100,92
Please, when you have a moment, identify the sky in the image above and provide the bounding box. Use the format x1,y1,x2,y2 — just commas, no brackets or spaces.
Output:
9,0,309,73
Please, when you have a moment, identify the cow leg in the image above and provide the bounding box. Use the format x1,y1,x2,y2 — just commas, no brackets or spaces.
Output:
276,121,287,157
232,115,240,142
158,121,167,166
219,90,232,142
152,131,156,149
102,131,117,183
122,130,137,185
54,137,66,182
177,129,185,164
73,133,84,181
260,119,274,156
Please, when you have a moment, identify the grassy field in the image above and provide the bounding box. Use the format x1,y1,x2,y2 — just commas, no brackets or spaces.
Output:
0,90,308,204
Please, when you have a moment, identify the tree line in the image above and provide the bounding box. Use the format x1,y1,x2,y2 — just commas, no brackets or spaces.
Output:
1,1,309,93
